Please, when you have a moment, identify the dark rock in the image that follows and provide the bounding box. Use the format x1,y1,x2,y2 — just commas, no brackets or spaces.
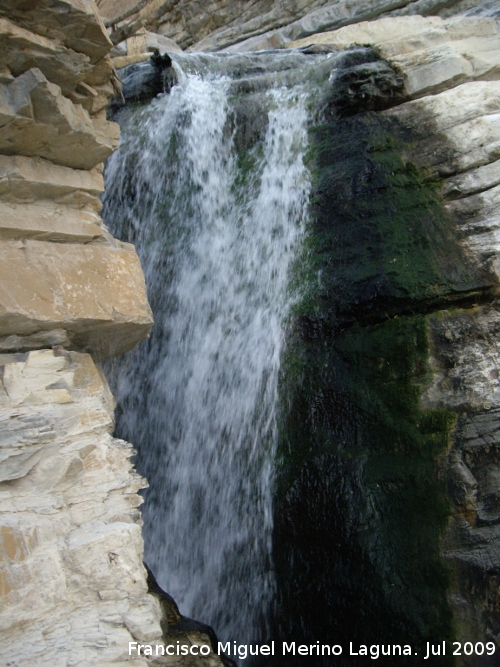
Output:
150,49,172,70
108,50,178,118
271,57,500,663
298,44,338,54
145,564,237,667
328,47,407,117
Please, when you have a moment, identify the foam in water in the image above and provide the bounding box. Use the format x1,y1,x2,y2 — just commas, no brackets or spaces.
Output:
102,51,332,646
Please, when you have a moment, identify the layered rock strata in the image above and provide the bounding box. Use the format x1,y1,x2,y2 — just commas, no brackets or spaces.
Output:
0,1,224,665
271,15,500,663
3,2,499,665
98,0,495,52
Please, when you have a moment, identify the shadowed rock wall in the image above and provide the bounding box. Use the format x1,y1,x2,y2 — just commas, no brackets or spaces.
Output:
272,15,500,665
3,4,498,665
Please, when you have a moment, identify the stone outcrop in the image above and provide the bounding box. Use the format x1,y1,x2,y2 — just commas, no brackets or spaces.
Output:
290,15,500,96
269,14,500,662
0,0,153,663
0,238,152,359
0,1,152,358
0,350,162,665
0,349,224,666
0,2,228,664
0,67,118,170
424,308,500,648
0,1,224,665
98,0,494,52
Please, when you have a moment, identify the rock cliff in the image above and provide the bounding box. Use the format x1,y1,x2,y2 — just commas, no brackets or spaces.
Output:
271,15,500,663
0,2,225,665
105,10,500,661
98,0,498,52
2,0,500,664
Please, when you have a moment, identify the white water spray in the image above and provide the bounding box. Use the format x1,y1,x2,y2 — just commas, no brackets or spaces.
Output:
103,51,332,645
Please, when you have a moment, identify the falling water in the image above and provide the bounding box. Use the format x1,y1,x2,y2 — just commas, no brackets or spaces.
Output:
102,51,335,645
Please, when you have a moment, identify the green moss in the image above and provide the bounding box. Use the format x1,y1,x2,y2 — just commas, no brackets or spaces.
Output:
273,108,463,665
295,113,489,328
232,144,263,198
276,314,455,664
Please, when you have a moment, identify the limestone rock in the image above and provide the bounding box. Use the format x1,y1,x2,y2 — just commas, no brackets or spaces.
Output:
423,308,500,647
145,31,183,54
0,0,113,62
0,329,70,352
443,159,500,200
98,0,488,52
385,80,500,173
211,0,425,52
0,347,220,667
0,2,168,665
0,239,153,359
289,16,500,98
0,154,104,205
112,52,151,69
0,17,92,96
83,55,115,87
381,80,500,278
0,350,165,666
289,13,444,50
447,183,500,259
0,201,105,242
0,68,119,170
424,307,500,411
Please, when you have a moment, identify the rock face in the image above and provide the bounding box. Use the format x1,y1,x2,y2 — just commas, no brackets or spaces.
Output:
0,1,152,359
3,2,500,665
424,309,500,651
270,15,500,665
0,349,224,666
99,0,492,52
0,2,226,666
0,350,163,665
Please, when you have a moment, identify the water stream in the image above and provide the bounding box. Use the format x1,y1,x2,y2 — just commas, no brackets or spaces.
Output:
102,51,336,646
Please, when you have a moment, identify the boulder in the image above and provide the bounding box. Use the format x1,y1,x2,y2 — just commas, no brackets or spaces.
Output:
110,52,177,115
0,0,112,62
0,238,153,359
0,68,119,170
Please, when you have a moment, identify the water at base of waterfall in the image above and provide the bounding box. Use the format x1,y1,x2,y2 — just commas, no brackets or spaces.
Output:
102,49,337,648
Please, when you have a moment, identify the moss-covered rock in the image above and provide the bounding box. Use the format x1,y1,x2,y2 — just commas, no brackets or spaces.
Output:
299,110,493,329
270,50,492,666
274,314,455,665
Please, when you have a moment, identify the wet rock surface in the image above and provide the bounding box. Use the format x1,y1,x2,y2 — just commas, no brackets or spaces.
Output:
327,48,407,115
109,52,178,117
272,15,500,666
146,567,237,667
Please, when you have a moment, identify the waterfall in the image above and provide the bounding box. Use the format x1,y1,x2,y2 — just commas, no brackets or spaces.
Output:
102,51,334,646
